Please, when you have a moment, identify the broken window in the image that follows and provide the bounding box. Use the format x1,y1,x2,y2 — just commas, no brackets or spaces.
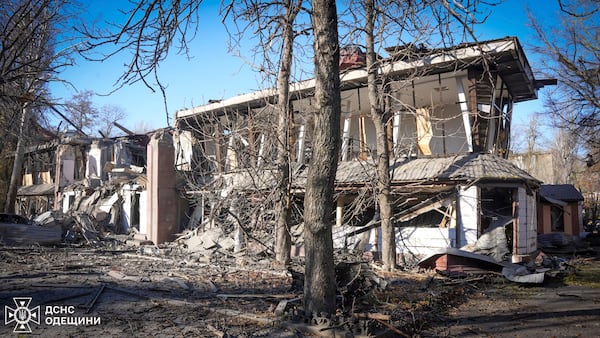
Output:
397,209,445,228
480,187,513,232
479,186,515,254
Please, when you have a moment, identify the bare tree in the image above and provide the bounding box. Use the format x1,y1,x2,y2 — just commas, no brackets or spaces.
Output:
552,125,579,184
133,120,154,134
222,0,308,265
98,104,126,137
529,0,600,149
362,0,396,271
77,0,202,125
525,113,541,173
64,90,98,135
1,0,75,212
303,0,340,316
273,0,303,265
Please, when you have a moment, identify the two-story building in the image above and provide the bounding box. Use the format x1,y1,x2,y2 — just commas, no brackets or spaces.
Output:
172,37,552,263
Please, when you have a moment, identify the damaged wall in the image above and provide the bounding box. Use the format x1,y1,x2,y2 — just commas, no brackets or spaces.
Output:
86,139,111,183
146,130,178,244
396,227,453,257
171,37,546,262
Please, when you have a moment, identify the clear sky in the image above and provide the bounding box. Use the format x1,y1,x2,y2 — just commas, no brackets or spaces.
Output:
49,0,560,135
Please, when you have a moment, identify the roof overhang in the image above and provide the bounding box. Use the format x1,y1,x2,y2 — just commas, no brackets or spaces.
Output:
176,37,545,122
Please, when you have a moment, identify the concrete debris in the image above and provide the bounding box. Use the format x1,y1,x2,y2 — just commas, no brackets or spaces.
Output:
502,266,546,284
0,207,130,247
501,250,578,284
1,229,598,337
176,227,236,261
462,216,511,262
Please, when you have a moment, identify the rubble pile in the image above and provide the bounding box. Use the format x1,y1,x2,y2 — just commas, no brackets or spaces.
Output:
2,186,598,337
1,229,599,337
32,210,121,246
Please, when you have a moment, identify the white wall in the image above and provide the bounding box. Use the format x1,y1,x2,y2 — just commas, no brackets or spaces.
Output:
86,143,103,179
139,191,148,235
174,130,194,171
61,191,76,213
458,185,479,247
121,186,133,233
396,227,452,257
516,187,537,256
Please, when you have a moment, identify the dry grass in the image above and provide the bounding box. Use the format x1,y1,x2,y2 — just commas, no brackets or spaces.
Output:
564,258,600,288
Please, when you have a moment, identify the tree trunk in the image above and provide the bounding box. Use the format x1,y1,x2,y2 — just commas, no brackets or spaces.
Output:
365,0,396,270
5,102,29,214
304,0,341,316
275,0,301,265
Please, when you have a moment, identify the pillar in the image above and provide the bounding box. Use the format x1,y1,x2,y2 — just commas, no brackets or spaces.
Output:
146,130,177,244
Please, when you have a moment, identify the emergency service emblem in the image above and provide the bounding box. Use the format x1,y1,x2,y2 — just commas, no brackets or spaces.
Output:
4,297,40,333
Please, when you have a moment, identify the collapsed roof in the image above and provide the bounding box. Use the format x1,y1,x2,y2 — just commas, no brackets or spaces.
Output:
176,36,553,122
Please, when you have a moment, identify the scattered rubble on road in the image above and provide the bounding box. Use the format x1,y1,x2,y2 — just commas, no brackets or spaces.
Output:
1,230,598,337
1,210,599,336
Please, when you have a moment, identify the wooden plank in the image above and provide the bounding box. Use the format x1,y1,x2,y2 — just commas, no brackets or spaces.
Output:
416,107,432,155
352,312,391,321
274,299,289,317
373,318,411,338
86,284,105,313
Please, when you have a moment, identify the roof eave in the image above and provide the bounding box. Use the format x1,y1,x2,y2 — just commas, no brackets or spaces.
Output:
176,37,539,120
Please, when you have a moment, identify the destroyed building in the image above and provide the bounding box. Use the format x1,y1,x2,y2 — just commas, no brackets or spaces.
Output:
14,128,190,245
175,37,555,263
9,37,558,264
17,132,147,220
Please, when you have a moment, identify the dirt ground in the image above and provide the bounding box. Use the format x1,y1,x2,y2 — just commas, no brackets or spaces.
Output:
1,243,599,337
422,259,600,337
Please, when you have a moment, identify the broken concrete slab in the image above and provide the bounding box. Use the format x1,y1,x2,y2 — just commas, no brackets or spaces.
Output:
183,227,237,254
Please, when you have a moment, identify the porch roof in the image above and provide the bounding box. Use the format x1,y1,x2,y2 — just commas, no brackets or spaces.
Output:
332,152,542,187
207,152,541,194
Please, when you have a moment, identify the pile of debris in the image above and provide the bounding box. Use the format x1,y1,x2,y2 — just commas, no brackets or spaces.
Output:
176,227,237,262
35,210,110,245
0,208,126,247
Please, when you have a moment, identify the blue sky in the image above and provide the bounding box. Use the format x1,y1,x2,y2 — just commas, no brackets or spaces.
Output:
49,0,559,135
